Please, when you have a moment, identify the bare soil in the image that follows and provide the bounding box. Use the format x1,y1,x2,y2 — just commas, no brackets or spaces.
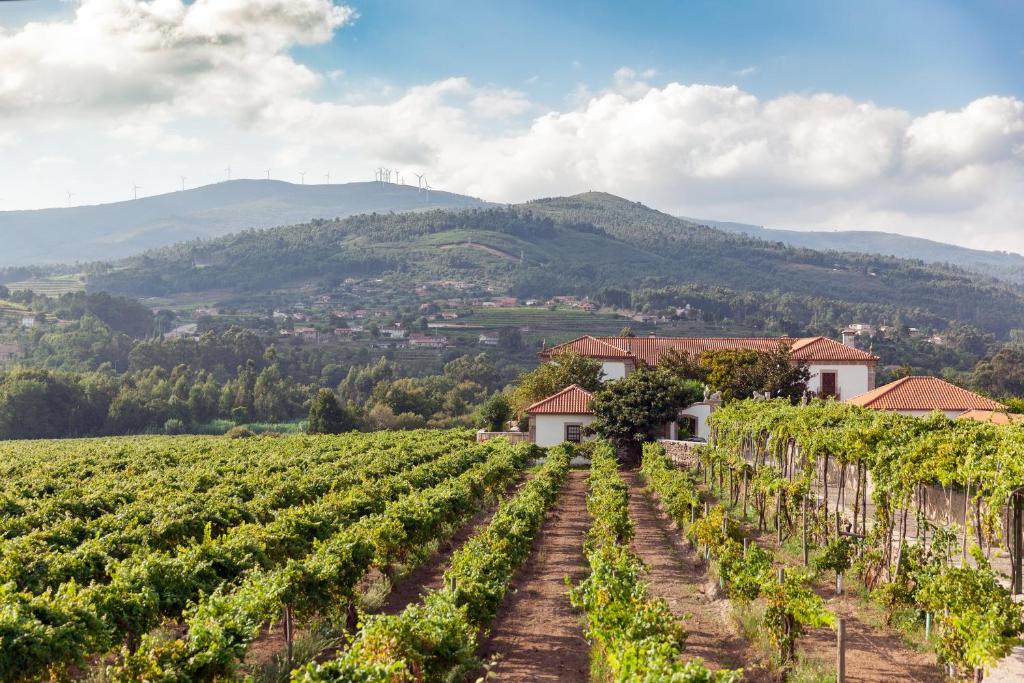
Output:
623,470,755,676
477,469,591,682
715,486,946,682
797,595,945,683
378,473,531,616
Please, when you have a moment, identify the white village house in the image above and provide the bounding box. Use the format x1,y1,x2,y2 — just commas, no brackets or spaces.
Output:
525,384,597,447
525,334,880,447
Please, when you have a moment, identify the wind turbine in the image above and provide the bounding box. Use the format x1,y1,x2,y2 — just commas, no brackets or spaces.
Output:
132,184,141,200
66,191,74,207
422,179,431,201
324,171,331,184
179,175,187,192
414,172,425,189
394,170,402,185
225,166,232,181
299,171,306,185
265,168,272,180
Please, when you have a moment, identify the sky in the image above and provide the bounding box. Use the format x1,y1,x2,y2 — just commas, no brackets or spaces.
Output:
0,0,1022,251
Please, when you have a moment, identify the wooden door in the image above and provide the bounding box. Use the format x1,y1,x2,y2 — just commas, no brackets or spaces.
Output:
821,372,838,398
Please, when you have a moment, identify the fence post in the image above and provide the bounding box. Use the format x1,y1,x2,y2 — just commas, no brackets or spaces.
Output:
284,603,294,668
1014,491,1023,595
837,618,846,683
802,494,809,566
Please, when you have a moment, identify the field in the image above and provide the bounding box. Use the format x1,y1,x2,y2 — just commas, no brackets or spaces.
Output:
3,274,86,296
1,416,1020,682
452,306,754,344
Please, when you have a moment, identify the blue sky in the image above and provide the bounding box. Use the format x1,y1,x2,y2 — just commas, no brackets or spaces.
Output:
9,0,1022,112
0,0,1022,250
312,0,1024,113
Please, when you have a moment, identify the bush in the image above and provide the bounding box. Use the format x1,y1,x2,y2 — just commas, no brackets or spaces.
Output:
163,418,185,435
225,426,254,439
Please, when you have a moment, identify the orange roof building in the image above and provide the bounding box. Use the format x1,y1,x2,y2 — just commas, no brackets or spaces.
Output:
846,376,1006,416
525,384,597,447
539,335,878,367
958,409,1024,425
525,384,595,415
539,334,878,403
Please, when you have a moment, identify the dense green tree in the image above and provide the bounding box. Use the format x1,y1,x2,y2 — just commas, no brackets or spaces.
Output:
589,369,703,463
308,389,352,434
477,392,513,432
973,347,1024,398
663,343,809,403
511,352,603,416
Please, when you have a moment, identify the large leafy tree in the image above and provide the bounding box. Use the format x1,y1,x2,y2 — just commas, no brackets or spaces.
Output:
589,369,703,463
477,392,513,432
308,389,354,434
973,347,1024,399
663,343,809,403
511,352,603,416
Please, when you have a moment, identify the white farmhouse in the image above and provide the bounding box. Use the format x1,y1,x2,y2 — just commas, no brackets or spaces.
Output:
525,384,597,447
531,334,880,441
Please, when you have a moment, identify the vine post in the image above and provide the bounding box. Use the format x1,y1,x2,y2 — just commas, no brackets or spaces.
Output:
284,603,294,668
802,493,809,566
1014,490,1023,595
837,617,846,683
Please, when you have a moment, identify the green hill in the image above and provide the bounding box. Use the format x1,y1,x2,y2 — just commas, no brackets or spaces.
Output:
83,192,1024,337
693,216,1024,284
0,180,488,266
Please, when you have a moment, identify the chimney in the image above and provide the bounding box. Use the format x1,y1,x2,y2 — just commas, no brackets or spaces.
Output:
841,328,857,348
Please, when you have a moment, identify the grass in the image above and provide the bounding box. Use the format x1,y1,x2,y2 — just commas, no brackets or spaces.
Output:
5,275,86,295
190,419,309,435
247,619,346,683
787,653,836,683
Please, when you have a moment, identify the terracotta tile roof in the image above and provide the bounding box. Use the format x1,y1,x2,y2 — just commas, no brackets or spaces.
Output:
540,335,878,365
846,376,1006,412
787,336,879,362
958,409,1024,425
525,384,595,415
541,335,633,359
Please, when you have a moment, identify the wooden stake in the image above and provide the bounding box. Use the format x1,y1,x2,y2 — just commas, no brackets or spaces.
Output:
837,618,846,683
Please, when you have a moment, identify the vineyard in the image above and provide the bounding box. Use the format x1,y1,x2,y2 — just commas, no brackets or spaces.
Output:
1,414,1022,681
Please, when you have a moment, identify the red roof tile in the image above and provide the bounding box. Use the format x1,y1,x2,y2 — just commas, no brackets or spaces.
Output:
525,384,595,415
958,409,1024,425
846,376,1006,412
540,335,878,365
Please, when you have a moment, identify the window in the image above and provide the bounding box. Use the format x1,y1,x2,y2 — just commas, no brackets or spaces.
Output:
565,423,583,443
821,371,838,398
679,415,698,438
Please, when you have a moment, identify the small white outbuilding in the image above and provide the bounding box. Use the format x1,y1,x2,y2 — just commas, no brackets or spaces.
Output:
525,384,597,448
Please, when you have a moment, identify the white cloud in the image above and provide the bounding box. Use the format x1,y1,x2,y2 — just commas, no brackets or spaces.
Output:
0,0,354,123
0,6,1021,253
734,66,758,78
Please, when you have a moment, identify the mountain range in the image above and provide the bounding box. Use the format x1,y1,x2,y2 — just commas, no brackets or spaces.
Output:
690,218,1024,284
4,181,1024,339
0,180,488,266
79,191,1024,338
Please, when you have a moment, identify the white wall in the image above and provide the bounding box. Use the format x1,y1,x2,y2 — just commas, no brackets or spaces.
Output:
678,402,716,440
894,409,963,420
807,363,871,401
601,361,628,381
533,414,597,447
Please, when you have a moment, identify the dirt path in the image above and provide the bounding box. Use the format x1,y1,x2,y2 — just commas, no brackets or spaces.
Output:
378,474,530,616
623,470,751,675
798,597,945,683
711,487,945,682
477,469,591,682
